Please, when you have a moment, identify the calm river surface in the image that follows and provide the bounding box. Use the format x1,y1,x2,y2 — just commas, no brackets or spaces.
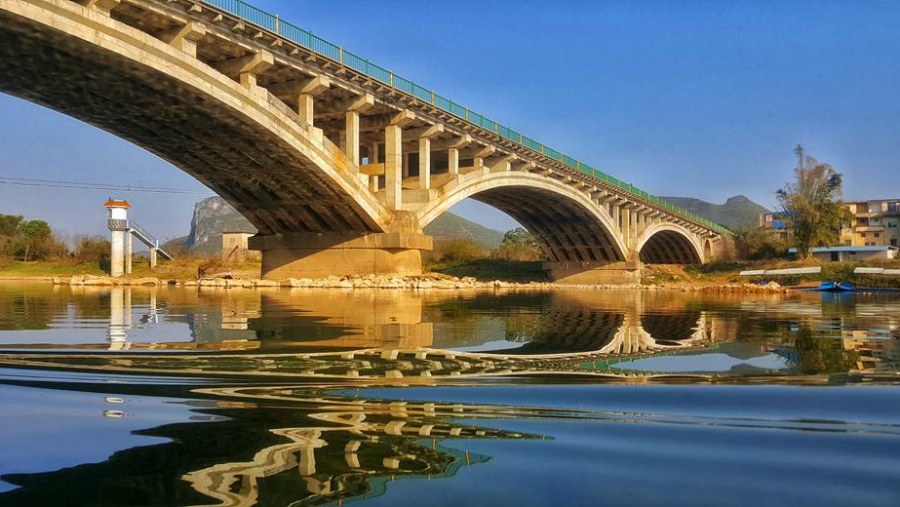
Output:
0,282,898,506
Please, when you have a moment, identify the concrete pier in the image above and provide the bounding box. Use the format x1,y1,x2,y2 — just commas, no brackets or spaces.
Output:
545,261,642,285
249,232,433,279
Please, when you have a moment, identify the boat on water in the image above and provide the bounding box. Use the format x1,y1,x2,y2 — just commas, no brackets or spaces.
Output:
817,281,856,292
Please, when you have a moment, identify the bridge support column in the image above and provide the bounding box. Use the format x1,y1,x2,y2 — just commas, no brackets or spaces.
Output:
385,124,402,210
249,232,432,280
159,21,206,58
298,94,314,126
231,51,274,99
418,137,431,189
402,152,411,179
545,261,641,285
474,146,494,176
345,111,359,163
473,156,485,174
369,141,380,192
448,147,459,175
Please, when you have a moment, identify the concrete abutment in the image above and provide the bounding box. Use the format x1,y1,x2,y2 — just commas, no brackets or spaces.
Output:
250,232,433,279
545,261,642,285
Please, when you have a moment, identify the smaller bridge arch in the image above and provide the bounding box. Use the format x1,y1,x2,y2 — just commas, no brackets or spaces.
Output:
417,173,629,264
636,223,705,264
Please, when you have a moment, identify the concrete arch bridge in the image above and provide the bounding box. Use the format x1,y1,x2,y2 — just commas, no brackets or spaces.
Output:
0,0,731,282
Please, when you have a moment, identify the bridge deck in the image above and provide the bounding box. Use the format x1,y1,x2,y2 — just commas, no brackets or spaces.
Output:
196,0,728,236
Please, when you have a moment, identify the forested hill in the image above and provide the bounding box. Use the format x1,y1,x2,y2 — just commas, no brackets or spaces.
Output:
659,195,769,229
164,197,506,255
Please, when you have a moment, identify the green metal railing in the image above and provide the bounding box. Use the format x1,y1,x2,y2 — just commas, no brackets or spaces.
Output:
200,0,730,235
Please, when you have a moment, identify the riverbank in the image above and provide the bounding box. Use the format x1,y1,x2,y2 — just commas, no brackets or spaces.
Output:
0,271,789,294
3,257,899,291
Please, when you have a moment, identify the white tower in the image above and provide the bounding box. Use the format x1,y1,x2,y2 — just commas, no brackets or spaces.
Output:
105,199,130,278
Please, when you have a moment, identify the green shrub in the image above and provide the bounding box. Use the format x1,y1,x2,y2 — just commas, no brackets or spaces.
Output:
433,238,485,263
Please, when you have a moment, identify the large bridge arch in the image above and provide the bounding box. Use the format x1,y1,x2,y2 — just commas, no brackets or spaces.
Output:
636,223,705,264
417,173,628,263
0,0,390,235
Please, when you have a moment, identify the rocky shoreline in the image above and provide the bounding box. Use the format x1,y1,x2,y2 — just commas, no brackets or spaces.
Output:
3,273,793,293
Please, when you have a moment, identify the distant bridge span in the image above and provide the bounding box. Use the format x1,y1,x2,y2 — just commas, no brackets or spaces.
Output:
0,0,731,282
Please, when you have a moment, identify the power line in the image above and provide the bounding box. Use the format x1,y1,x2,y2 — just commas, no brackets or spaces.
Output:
0,176,214,195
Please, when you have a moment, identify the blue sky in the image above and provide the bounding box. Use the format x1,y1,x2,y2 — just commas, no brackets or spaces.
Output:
2,0,900,240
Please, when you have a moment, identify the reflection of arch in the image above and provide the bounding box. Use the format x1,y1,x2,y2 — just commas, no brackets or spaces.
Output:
0,1,388,234
640,311,704,343
419,173,627,262
637,224,704,264
496,310,625,354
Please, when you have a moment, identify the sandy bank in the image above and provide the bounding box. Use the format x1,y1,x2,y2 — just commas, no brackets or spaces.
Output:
0,273,791,294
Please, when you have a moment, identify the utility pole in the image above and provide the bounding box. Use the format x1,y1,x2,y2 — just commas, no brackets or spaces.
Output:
794,144,805,170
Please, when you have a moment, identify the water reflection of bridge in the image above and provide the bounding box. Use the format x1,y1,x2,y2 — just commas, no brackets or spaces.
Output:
0,287,721,381
177,394,530,506
0,379,535,507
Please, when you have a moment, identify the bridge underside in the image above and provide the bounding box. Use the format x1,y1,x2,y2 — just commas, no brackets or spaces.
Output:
0,7,382,236
639,230,702,264
471,187,624,263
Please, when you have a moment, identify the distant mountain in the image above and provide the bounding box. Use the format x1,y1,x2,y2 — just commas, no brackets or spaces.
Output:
166,196,506,255
425,212,505,249
163,197,255,256
659,195,769,229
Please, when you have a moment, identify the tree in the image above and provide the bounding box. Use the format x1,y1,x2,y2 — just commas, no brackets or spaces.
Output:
0,214,23,237
776,150,851,258
494,227,542,261
434,238,484,263
501,228,537,248
17,220,52,261
732,225,788,260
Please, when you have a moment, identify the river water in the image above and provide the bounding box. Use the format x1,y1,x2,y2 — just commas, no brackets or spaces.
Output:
0,282,897,506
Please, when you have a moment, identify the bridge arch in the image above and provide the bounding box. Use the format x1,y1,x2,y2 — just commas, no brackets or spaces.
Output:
418,173,628,263
0,0,390,235
636,223,704,264
640,311,704,345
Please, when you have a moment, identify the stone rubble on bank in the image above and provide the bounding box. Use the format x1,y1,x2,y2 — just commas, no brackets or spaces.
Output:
49,273,790,293
60,275,161,286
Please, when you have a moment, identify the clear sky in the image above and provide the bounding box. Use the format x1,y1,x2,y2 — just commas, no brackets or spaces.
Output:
2,0,900,240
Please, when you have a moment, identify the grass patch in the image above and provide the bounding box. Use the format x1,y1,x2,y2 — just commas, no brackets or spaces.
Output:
0,259,106,276
0,257,261,280
685,261,747,275
428,259,548,283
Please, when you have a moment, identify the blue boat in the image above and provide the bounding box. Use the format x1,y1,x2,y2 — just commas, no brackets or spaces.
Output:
818,281,856,292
